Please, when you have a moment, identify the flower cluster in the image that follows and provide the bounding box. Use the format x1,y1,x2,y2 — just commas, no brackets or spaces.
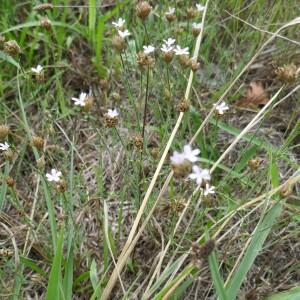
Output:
171,144,215,196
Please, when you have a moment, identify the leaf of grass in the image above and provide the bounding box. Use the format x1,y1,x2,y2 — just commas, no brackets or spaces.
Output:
265,286,300,300
45,228,64,300
225,159,281,299
0,51,20,69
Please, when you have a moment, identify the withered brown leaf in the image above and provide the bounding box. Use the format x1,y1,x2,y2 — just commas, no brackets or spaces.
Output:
237,82,269,108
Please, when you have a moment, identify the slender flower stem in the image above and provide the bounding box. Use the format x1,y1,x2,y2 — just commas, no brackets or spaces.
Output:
113,126,126,150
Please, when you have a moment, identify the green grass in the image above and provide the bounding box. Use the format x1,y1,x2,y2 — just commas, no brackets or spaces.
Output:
0,0,299,299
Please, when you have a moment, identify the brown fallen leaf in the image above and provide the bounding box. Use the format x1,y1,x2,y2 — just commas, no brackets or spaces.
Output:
236,81,269,108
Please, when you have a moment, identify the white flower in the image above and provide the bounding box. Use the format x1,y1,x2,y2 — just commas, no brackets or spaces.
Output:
204,184,215,196
112,18,125,28
183,145,200,163
214,101,229,115
196,4,205,12
0,142,10,151
105,108,119,118
165,7,175,15
143,45,155,55
170,151,186,165
118,29,131,39
72,92,87,107
174,45,189,56
189,166,211,186
46,169,62,182
161,44,174,53
31,65,43,74
163,38,176,47
192,22,202,30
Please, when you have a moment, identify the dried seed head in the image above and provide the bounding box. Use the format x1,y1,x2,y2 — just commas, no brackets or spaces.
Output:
199,239,216,259
163,51,174,63
177,99,190,112
55,179,67,193
33,3,54,12
178,54,190,68
4,149,13,162
172,160,192,178
112,35,125,52
133,134,143,151
104,115,118,128
32,136,44,150
170,198,186,213
248,158,263,171
189,58,200,72
150,147,159,159
166,13,176,23
191,240,216,268
192,27,201,37
82,95,94,112
36,155,45,170
280,183,293,198
187,7,196,19
137,51,155,68
100,79,109,91
136,1,152,21
4,40,21,56
6,176,15,187
40,17,52,30
275,63,298,83
0,248,14,258
111,92,121,102
0,125,10,139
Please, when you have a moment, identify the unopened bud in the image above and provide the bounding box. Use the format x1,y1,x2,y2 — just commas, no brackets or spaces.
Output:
33,3,54,12
40,17,52,30
6,176,15,187
4,40,21,56
0,125,10,139
136,1,152,21
32,136,44,150
112,35,125,52
177,99,190,112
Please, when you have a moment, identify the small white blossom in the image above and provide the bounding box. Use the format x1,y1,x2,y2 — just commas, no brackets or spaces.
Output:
31,65,43,74
214,101,229,115
0,142,10,151
163,38,176,47
72,92,87,107
165,7,175,15
170,151,186,165
183,145,200,163
161,44,174,53
118,29,131,39
196,4,205,12
112,18,125,28
204,184,215,196
105,108,119,118
189,166,211,186
143,45,155,55
192,22,202,30
174,45,189,56
46,169,62,182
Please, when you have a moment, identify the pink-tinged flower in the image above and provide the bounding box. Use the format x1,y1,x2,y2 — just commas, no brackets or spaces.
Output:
143,45,155,55
183,145,200,163
204,184,215,196
189,166,211,186
112,18,125,28
0,142,10,151
105,108,119,118
170,151,186,165
118,29,131,39
174,45,189,56
214,101,229,115
46,169,62,182
72,92,88,107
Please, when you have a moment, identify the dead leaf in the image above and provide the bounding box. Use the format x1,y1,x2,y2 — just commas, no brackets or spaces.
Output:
236,82,269,108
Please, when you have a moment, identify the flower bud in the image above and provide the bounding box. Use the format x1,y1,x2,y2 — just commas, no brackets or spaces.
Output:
178,54,190,68
6,176,15,187
37,155,45,170
187,7,196,19
32,136,44,150
150,147,159,159
55,179,67,193
189,58,200,72
275,63,298,83
4,149,13,162
40,17,52,30
192,27,201,37
280,183,293,198
82,95,94,112
33,3,54,12
111,92,121,103
163,51,174,63
104,115,118,128
100,79,109,91
172,160,192,178
136,1,152,21
133,134,143,151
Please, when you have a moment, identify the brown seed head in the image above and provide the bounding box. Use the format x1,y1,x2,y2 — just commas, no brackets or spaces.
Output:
40,17,52,30
166,13,176,23
280,183,293,198
187,7,196,19
163,51,174,63
133,134,143,151
192,27,201,37
136,1,152,21
137,51,155,68
33,3,54,12
82,95,94,112
178,54,190,68
248,158,263,171
0,125,10,139
55,179,67,193
150,147,159,159
112,35,125,52
104,116,118,128
177,99,190,112
32,136,44,150
6,176,15,187
189,58,200,72
172,160,192,178
275,63,298,83
4,40,21,56
100,79,109,91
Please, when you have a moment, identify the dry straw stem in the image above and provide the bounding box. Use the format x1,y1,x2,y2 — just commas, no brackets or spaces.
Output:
165,173,300,292
100,2,210,299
